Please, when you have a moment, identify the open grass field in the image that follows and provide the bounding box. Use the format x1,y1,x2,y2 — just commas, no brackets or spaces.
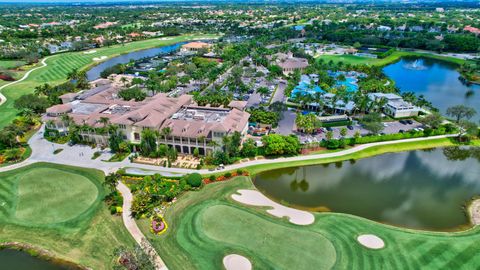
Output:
139,176,480,270
0,34,219,129
317,50,467,67
0,163,135,269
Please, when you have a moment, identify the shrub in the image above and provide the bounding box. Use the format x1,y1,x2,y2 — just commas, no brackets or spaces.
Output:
224,172,232,178
209,175,216,181
187,173,202,187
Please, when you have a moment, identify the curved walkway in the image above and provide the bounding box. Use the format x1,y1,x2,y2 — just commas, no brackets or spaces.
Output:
0,129,457,176
0,56,51,106
0,129,458,270
117,182,168,270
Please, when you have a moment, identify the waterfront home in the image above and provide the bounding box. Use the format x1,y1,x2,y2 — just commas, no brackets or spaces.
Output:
181,42,212,52
368,93,419,118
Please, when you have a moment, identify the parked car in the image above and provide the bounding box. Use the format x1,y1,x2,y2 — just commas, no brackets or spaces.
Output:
399,120,407,125
406,119,413,124
399,129,405,133
326,127,333,131
347,125,354,130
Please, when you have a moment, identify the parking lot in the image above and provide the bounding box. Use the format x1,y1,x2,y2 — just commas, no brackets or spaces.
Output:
284,118,423,144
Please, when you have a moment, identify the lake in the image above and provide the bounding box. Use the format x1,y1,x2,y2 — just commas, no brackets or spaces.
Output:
383,57,480,121
0,249,76,270
254,147,480,230
86,42,186,81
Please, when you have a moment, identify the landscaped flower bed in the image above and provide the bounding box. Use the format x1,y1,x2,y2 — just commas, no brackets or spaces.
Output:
203,170,250,185
150,214,168,235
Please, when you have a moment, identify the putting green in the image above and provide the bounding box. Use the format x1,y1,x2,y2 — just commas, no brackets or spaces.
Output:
200,204,336,270
0,163,136,269
14,167,98,224
0,164,100,226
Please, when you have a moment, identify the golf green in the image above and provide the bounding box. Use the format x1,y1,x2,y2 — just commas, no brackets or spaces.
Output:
0,163,135,269
14,167,98,225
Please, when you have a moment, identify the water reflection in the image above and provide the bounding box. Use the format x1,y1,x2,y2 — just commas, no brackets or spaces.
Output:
384,57,480,121
254,148,480,230
86,43,185,81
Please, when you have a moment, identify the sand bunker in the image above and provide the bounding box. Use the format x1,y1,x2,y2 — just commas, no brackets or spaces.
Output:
83,50,97,54
223,254,252,270
93,56,107,61
231,189,314,225
357,234,385,249
159,37,173,40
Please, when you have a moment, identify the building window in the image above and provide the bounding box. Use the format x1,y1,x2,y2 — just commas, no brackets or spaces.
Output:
134,133,140,140
119,124,126,129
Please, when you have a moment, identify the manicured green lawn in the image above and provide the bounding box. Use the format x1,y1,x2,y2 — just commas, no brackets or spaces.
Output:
139,176,480,270
0,163,135,269
0,34,219,128
0,60,26,69
13,167,98,225
317,51,467,67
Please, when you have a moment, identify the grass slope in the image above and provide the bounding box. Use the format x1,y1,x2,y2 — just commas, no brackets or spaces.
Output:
317,51,467,67
0,163,135,269
0,34,218,128
245,137,458,175
140,176,480,270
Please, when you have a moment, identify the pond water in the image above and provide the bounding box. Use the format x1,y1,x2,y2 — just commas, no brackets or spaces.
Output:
383,57,480,121
0,249,74,270
254,147,480,230
86,42,186,81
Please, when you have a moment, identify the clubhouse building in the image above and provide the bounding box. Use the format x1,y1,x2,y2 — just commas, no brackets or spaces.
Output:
43,79,250,155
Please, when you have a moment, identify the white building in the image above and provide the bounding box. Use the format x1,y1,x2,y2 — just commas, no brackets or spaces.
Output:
368,93,419,118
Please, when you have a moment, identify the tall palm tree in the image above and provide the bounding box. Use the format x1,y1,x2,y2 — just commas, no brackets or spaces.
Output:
67,69,79,81
160,127,172,142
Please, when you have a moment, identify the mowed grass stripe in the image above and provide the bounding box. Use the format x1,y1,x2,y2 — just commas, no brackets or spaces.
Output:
442,242,480,269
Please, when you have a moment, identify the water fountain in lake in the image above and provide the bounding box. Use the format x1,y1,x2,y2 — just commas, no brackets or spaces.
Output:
404,59,427,70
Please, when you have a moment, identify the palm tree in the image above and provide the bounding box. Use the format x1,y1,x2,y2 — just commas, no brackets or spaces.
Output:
313,92,324,112
98,117,110,128
19,108,36,124
160,127,172,143
207,140,219,151
60,114,73,129
67,69,79,81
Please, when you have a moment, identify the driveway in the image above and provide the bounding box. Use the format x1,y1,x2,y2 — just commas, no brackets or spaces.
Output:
271,80,286,104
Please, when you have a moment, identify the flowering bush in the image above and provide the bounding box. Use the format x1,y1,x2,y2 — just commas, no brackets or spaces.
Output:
150,214,168,235
202,170,250,185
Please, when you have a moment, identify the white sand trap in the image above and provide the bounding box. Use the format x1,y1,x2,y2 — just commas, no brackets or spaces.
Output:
357,234,385,249
231,189,314,225
93,56,107,61
223,254,252,270
159,37,173,40
83,50,97,54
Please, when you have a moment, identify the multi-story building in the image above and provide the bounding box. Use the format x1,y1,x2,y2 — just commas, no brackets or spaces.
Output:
43,79,250,156
368,93,419,118
269,52,309,75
